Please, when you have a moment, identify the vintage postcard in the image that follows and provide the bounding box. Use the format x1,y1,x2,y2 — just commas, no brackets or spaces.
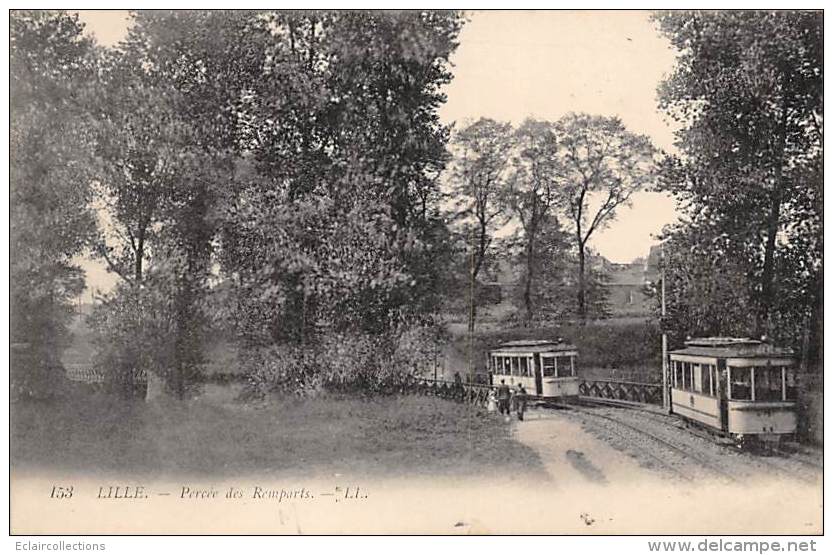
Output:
8,8,823,536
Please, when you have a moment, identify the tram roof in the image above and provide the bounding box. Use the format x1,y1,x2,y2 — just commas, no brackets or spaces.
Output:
490,339,577,353
670,337,793,359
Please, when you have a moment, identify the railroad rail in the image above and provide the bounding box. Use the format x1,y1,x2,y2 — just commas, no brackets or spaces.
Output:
555,402,740,484
567,407,694,482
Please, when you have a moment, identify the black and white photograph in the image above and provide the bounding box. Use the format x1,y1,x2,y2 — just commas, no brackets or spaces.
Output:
7,7,824,536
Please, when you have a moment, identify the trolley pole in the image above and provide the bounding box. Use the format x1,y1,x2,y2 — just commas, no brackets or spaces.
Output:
661,241,669,413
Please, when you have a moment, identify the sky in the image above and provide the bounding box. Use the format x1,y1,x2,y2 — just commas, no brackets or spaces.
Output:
74,10,682,295
437,11,681,262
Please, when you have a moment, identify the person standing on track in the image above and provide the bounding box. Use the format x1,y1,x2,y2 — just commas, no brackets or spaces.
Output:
497,380,511,415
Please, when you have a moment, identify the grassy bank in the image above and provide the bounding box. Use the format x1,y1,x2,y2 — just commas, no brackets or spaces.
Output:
11,385,544,480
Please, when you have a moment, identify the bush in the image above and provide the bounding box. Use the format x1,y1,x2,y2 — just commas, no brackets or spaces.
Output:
242,326,444,397
88,281,205,399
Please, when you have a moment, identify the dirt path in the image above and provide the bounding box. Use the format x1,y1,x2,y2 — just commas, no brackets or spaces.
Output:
514,405,822,487
511,408,661,487
506,406,822,534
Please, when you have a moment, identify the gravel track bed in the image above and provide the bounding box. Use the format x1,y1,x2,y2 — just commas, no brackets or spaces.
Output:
577,407,739,483
555,405,727,483
586,405,822,485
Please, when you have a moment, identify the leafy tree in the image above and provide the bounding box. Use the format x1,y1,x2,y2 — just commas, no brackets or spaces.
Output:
504,216,610,323
448,118,514,331
502,119,562,326
92,39,184,285
89,11,265,398
89,23,197,398
655,11,822,358
10,11,97,397
220,11,463,356
552,113,656,321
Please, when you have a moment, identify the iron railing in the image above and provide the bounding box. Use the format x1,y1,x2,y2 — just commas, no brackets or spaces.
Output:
579,378,662,405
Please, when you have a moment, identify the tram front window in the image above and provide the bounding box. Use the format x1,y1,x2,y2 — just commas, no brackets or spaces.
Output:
730,367,752,400
754,366,783,402
556,356,573,378
520,357,529,377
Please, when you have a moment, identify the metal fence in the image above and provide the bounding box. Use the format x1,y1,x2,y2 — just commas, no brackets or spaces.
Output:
579,378,662,405
406,377,495,407
64,364,147,385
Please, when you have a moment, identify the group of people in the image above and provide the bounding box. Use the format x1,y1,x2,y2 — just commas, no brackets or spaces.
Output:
489,380,528,421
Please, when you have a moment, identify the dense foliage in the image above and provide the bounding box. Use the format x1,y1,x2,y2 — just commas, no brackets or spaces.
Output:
73,11,461,396
655,11,822,362
10,11,97,397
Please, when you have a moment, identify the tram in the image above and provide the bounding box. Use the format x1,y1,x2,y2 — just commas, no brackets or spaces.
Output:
668,337,797,446
488,339,579,400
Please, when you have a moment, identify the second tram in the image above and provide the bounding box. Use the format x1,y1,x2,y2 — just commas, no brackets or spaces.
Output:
489,339,579,400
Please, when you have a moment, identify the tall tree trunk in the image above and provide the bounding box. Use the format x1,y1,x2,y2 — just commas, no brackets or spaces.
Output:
468,219,488,334
135,232,144,283
577,240,587,321
523,235,535,327
757,98,788,336
758,189,781,335
467,259,478,334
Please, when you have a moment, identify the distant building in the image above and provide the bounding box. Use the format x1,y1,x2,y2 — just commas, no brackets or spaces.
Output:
598,258,651,316
593,245,662,316
469,246,663,319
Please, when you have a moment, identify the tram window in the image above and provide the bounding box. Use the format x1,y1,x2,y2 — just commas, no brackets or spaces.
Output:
501,357,510,375
717,363,727,397
674,361,683,388
556,356,573,378
542,357,555,377
754,366,783,402
708,365,716,396
693,363,703,393
520,357,529,377
511,357,520,376
785,369,798,400
682,362,692,391
730,367,752,400
699,364,713,396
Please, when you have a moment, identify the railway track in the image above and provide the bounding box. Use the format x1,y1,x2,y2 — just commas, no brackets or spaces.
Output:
552,402,740,484
574,398,822,485
581,397,824,464
564,408,695,482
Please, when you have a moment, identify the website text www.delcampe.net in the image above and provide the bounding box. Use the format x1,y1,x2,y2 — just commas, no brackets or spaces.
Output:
648,540,818,554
